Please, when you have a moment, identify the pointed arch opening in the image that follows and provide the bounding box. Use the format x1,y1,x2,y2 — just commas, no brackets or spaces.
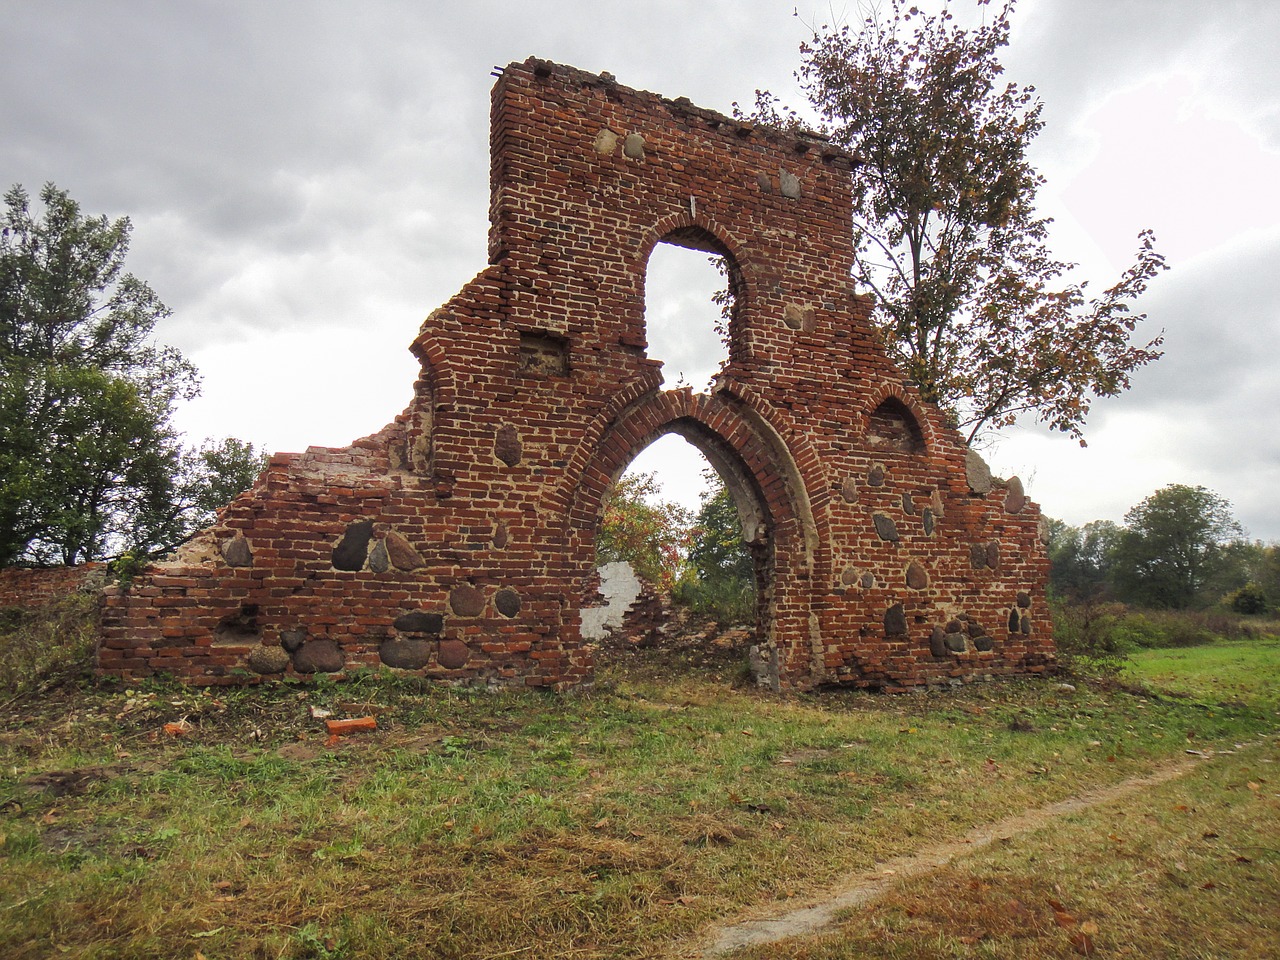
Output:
867,396,927,455
583,427,767,681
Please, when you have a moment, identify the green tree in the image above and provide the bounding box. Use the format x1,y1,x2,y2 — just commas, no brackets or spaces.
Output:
1046,517,1121,601
1,183,261,565
687,475,754,590
750,0,1165,443
1111,484,1244,610
595,471,691,588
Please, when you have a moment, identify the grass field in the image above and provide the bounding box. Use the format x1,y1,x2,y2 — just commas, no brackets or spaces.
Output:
1,636,1276,959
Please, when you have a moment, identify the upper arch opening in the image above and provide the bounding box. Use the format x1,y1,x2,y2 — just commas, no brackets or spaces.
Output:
867,396,926,455
642,227,744,393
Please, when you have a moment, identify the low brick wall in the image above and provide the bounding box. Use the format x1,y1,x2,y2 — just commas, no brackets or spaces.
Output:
0,564,106,610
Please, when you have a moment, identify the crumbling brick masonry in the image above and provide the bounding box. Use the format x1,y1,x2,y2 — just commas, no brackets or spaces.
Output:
96,58,1053,690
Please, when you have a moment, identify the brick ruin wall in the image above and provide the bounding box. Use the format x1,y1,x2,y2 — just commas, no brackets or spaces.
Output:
0,564,105,610
86,58,1053,691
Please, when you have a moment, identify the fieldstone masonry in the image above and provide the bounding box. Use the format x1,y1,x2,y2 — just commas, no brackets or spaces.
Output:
93,58,1053,690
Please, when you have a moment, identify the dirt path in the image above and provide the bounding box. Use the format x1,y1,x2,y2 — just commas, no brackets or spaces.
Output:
697,755,1206,957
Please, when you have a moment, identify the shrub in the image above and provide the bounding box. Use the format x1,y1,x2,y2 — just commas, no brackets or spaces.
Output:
672,573,755,625
1049,598,1131,677
0,592,99,695
1224,582,1269,615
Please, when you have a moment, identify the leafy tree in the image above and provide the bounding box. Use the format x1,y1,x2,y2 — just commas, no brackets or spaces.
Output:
596,471,691,588
1111,484,1244,610
749,0,1166,443
1,183,261,565
1046,517,1121,601
687,474,754,590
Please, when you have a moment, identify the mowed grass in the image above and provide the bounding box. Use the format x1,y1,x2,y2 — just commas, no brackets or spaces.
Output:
1,638,1277,960
1126,633,1280,712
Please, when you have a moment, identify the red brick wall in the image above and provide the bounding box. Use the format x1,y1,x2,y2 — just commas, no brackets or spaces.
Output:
0,565,105,609
98,58,1053,689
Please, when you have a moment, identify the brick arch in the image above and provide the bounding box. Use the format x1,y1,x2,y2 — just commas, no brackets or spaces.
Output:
862,382,937,453
562,388,826,687
637,213,759,366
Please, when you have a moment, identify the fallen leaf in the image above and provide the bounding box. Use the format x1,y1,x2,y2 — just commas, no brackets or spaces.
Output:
1201,881,1216,890
1071,932,1095,955
1054,911,1077,928
1247,782,1261,792
592,818,610,830
1080,921,1099,936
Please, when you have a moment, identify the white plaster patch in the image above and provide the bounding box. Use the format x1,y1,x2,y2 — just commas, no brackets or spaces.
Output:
580,561,643,641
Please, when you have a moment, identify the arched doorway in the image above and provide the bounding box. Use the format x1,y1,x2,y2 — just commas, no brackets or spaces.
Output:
560,388,822,690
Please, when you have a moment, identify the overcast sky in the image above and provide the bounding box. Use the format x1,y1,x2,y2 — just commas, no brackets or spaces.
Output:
4,0,1278,540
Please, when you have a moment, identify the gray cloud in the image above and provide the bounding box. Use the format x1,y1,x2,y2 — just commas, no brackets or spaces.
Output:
3,0,1276,536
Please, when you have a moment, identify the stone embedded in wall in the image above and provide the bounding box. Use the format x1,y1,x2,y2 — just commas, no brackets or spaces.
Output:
594,129,618,155
779,168,802,199
965,448,994,495
969,543,989,569
1008,608,1021,632
280,628,306,653
332,520,374,571
945,632,968,653
1021,615,1032,635
1005,476,1027,514
860,572,875,589
868,464,886,486
973,635,995,652
1017,591,1031,609
1039,515,1052,544
437,639,471,669
493,522,509,549
394,611,444,634
873,513,900,542
495,425,523,467
922,509,936,537
449,584,486,617
368,540,390,573
386,531,425,571
222,536,253,568
623,133,645,159
293,640,344,674
967,621,987,640
906,561,929,590
986,542,1000,570
495,588,522,618
884,603,908,636
840,478,859,503
902,492,916,515
756,172,772,193
840,566,860,586
930,626,948,657
379,637,433,670
931,488,945,518
247,644,291,674
782,303,816,332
